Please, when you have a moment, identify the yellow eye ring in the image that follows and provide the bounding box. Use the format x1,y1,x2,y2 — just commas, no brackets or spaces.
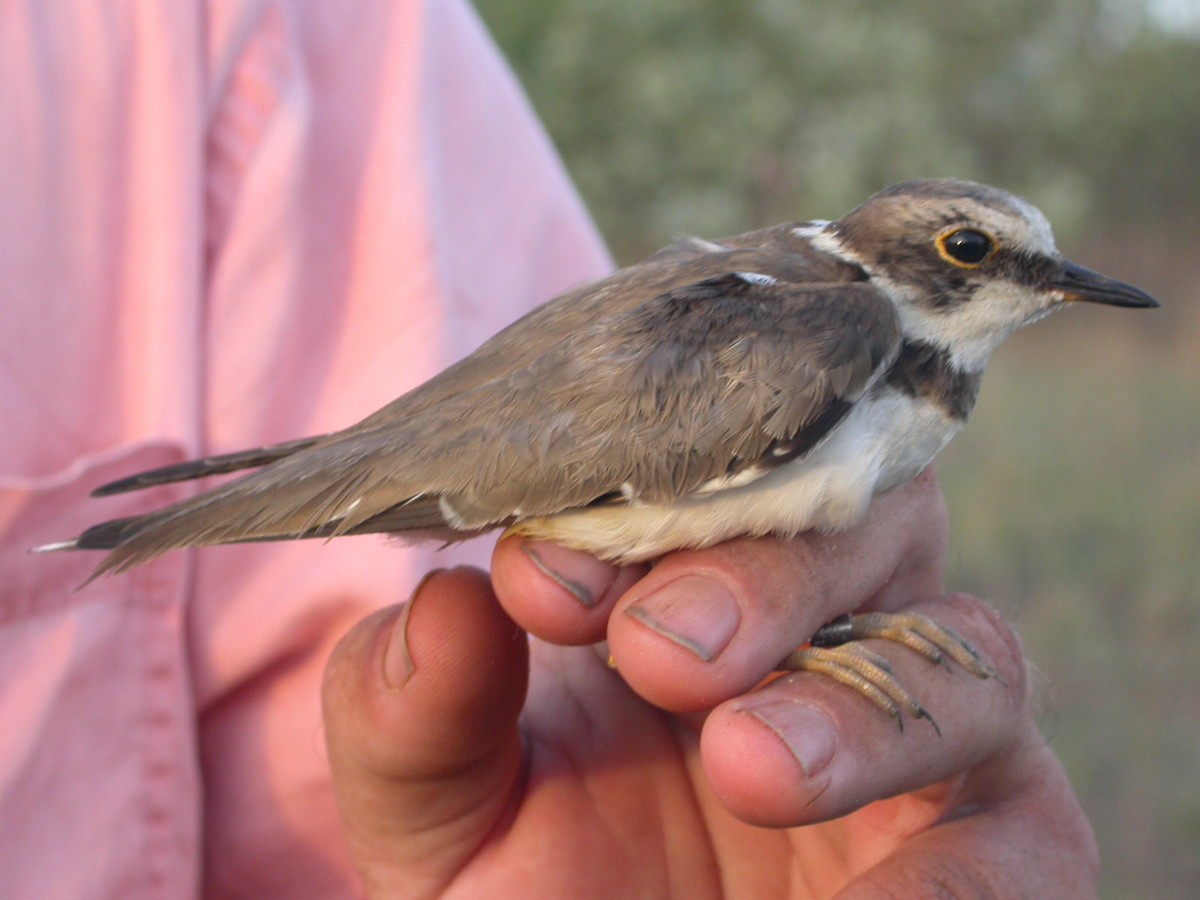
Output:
936,228,997,268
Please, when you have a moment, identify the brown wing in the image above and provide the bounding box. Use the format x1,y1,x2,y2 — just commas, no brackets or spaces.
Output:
90,222,862,499
75,235,892,575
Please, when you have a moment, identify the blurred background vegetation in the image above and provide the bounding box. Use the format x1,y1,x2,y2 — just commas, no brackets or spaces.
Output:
473,0,1199,895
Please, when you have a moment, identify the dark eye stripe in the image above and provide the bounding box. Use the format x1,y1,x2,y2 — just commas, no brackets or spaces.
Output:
995,247,1062,287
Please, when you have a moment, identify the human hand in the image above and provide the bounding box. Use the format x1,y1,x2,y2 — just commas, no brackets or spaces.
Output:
321,469,1097,897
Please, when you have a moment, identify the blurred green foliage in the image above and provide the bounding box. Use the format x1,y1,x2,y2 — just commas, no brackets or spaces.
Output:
479,0,1200,259
475,1,1200,895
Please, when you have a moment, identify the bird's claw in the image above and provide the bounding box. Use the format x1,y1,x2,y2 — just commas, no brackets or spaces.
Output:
781,611,999,733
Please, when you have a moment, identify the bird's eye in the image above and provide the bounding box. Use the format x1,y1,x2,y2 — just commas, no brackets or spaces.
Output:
937,229,995,267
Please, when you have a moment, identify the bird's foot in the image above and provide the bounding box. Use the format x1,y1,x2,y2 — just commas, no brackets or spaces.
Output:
780,612,1000,734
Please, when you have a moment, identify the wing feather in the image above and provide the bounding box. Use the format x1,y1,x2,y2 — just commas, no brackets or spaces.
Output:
80,237,897,575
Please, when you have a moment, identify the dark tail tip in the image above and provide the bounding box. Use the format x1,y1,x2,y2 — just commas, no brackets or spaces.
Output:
74,516,144,550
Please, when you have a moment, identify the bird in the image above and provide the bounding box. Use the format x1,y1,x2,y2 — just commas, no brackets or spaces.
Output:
40,178,1158,728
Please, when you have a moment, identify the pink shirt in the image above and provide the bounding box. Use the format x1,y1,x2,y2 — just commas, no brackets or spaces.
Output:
0,2,610,896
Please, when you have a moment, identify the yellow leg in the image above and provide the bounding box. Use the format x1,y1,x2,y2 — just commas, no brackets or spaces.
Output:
781,643,940,734
782,611,1000,732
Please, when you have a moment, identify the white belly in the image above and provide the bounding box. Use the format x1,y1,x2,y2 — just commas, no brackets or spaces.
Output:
512,389,961,562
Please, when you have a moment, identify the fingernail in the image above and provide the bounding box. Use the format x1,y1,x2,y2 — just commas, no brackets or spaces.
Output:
521,541,613,609
624,575,740,661
741,700,836,779
382,569,444,688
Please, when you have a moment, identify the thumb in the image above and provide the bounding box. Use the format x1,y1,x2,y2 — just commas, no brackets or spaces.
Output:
322,567,528,898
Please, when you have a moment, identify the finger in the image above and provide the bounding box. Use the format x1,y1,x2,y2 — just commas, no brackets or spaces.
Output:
699,593,1025,826
321,567,527,897
491,535,648,645
840,742,1098,897
606,468,950,712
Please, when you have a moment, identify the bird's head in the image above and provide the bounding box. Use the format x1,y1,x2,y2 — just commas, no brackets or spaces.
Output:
821,178,1158,372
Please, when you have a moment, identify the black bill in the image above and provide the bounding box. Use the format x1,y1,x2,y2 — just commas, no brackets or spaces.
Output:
1054,260,1160,308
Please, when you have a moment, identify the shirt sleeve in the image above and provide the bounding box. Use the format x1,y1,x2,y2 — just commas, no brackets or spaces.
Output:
0,1,610,896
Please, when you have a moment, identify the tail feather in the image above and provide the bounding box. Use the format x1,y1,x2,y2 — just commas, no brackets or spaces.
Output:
54,413,511,578
81,477,460,578
76,515,149,550
91,436,324,497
